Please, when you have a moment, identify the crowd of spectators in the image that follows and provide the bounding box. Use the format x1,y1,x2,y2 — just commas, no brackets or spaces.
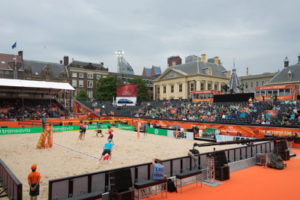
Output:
82,99,300,128
0,99,67,120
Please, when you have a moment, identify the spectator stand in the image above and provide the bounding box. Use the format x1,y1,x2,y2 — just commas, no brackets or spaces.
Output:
0,79,74,121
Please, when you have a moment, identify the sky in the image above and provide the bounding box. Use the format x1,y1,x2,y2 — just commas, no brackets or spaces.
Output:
1,0,300,76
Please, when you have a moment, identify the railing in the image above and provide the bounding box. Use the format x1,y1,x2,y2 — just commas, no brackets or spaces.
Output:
0,159,22,200
48,141,273,200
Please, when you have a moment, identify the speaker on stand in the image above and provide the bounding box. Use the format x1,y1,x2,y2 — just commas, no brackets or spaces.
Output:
109,168,134,200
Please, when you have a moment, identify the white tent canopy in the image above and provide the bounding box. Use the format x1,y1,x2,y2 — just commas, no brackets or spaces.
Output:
0,78,75,90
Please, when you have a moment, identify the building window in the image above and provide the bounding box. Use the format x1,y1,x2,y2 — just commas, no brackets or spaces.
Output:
96,74,102,80
214,83,218,90
245,83,248,89
190,83,195,91
256,82,259,87
163,86,166,93
87,74,93,79
179,84,182,92
262,81,264,85
87,80,93,88
71,80,77,87
201,82,204,90
250,82,253,87
171,85,174,93
207,83,211,90
72,72,77,78
79,80,84,87
79,73,85,78
87,90,93,99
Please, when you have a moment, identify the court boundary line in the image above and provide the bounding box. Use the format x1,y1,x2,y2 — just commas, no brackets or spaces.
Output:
54,142,99,160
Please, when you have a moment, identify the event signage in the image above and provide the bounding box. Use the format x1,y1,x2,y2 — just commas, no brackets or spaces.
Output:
0,123,112,135
146,128,168,136
116,84,137,97
116,84,137,106
0,127,43,135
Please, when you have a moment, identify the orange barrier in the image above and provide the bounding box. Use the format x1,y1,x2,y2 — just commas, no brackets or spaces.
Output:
100,116,300,138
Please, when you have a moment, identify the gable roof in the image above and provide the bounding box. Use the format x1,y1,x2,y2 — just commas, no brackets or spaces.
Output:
69,60,108,71
23,60,68,78
268,62,300,84
156,61,228,81
171,61,228,77
0,53,23,70
155,68,187,81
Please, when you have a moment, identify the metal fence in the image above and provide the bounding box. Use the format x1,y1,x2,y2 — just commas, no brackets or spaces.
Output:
0,159,22,200
48,141,273,200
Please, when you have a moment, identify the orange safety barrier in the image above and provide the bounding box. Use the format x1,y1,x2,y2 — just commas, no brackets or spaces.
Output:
100,116,300,138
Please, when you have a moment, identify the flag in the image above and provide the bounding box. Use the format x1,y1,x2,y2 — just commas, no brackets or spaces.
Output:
11,42,17,49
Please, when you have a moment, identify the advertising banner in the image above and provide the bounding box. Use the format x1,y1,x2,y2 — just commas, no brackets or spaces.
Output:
0,127,43,135
102,116,300,138
116,97,137,106
146,128,168,136
0,123,113,135
117,84,137,97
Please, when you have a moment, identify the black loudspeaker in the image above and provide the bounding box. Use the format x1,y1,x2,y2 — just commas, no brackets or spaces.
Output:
214,151,228,168
280,150,290,161
215,166,230,181
110,168,132,193
274,140,288,152
110,190,134,200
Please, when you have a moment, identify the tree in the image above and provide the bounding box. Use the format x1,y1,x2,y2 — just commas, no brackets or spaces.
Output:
76,89,90,101
128,78,150,101
96,76,119,100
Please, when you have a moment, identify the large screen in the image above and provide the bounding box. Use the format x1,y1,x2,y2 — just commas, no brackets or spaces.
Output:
117,84,137,97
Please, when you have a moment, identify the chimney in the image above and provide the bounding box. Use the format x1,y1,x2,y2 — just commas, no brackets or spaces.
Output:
298,53,300,63
63,56,69,66
201,54,206,63
246,67,249,75
284,56,289,67
213,56,219,65
18,51,23,60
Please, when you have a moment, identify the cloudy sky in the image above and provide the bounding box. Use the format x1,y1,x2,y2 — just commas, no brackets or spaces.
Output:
1,0,300,75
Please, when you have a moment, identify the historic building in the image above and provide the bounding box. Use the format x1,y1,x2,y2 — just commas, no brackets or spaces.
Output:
154,54,230,100
0,52,24,79
267,54,300,91
239,72,277,93
66,56,109,100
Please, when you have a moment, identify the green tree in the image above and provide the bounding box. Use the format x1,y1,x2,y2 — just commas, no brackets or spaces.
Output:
128,78,150,101
96,76,119,100
76,89,90,101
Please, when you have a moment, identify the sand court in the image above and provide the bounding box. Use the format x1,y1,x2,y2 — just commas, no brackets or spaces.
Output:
0,128,239,200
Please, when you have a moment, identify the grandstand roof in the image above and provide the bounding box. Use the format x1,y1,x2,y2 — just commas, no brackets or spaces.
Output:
0,78,75,90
